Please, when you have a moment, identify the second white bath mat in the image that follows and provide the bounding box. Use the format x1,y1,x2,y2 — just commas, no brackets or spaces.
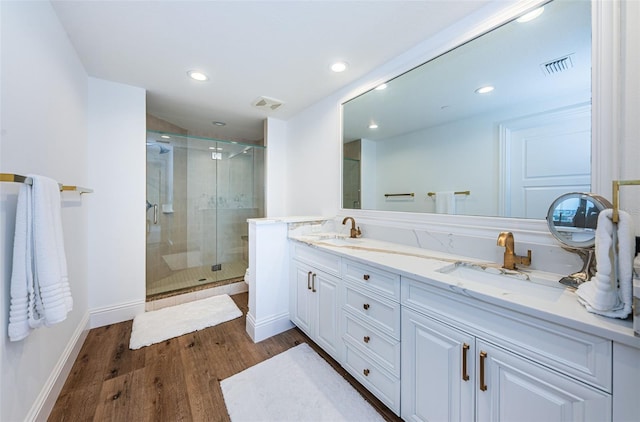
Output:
129,294,242,349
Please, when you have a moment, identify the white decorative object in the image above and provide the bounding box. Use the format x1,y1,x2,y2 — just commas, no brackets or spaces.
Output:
576,209,635,318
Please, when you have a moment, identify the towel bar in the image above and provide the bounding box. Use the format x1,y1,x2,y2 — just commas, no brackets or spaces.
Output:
384,193,414,198
0,173,93,194
427,190,470,197
612,180,640,223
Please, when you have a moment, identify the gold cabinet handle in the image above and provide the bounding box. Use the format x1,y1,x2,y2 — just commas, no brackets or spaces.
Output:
307,271,312,290
311,273,317,293
363,369,370,376
363,336,370,343
363,303,370,310
462,343,470,381
479,351,488,391
363,274,370,281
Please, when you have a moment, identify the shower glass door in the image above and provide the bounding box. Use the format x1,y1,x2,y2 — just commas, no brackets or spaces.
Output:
145,131,265,298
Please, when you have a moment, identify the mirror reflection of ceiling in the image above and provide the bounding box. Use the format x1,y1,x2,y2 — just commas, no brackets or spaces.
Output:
343,0,590,143
341,0,592,220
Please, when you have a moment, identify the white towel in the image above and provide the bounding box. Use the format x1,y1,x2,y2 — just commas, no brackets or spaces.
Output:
8,183,34,341
435,191,456,214
576,209,634,318
8,175,72,341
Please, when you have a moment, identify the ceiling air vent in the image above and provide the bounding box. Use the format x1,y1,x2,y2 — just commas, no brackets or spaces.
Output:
540,55,574,75
252,96,284,111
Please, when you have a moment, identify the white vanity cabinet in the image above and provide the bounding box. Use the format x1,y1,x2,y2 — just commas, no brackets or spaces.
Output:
402,276,613,422
476,340,611,422
402,307,475,421
290,242,342,361
341,259,401,414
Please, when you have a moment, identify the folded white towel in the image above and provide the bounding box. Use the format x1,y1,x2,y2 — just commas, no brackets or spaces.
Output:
7,175,72,341
30,175,72,326
8,184,34,341
576,209,634,318
435,191,456,214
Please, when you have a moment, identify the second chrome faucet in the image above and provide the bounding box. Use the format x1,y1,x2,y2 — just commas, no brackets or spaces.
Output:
497,231,531,270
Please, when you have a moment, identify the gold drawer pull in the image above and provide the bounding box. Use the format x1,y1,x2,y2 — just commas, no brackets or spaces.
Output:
363,274,370,281
363,368,370,376
363,303,370,310
479,351,488,391
462,343,470,381
363,336,370,343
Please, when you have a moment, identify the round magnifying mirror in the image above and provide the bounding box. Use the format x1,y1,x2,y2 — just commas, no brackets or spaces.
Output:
546,192,612,287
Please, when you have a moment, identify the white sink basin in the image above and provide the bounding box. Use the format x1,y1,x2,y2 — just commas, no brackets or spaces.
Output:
317,237,362,247
437,262,567,301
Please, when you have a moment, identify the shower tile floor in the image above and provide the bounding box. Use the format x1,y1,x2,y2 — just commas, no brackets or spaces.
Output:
146,259,247,299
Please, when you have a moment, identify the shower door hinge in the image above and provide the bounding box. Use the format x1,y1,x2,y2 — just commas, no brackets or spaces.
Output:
211,264,222,272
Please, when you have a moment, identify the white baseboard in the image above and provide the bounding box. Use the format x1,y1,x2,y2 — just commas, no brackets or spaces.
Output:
28,311,90,422
246,311,294,343
90,299,145,328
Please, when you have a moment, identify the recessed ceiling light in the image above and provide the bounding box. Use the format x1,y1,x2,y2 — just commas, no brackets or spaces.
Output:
212,121,226,126
475,86,495,94
331,61,348,73
187,70,209,81
161,135,171,139
369,123,379,129
375,83,387,91
517,7,544,23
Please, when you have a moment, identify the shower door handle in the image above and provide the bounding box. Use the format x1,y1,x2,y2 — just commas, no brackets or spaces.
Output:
153,204,159,224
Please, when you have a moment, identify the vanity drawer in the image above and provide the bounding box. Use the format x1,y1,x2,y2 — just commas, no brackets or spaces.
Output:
343,282,401,340
343,259,400,300
344,342,400,415
402,276,612,392
343,312,400,377
291,242,341,277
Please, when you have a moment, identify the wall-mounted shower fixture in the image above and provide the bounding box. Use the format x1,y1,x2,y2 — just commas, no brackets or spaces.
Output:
146,142,171,154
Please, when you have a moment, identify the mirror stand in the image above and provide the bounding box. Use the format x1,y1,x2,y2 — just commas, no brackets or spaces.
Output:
559,247,596,289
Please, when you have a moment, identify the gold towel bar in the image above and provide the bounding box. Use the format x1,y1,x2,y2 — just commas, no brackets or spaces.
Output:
0,173,93,194
612,180,640,223
427,190,470,197
384,193,415,198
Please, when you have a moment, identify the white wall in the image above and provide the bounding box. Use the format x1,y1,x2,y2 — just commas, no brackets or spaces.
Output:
285,98,341,217
0,2,90,420
619,0,640,224
87,78,146,326
264,118,288,217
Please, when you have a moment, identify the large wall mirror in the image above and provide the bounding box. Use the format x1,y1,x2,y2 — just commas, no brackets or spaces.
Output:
342,0,591,219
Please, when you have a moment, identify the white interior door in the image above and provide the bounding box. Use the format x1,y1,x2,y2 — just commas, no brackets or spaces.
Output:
501,104,591,218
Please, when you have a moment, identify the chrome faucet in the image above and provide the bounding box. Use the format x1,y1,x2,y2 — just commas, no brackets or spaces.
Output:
342,216,362,238
496,231,531,270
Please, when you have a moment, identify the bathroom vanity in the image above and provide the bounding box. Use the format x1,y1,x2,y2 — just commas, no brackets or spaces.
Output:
246,217,640,422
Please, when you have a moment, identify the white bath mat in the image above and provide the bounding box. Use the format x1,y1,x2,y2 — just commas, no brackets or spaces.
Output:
129,294,242,349
221,343,385,422
162,251,202,271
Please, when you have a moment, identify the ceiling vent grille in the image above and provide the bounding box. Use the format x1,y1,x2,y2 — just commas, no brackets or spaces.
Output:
541,55,574,75
252,96,284,111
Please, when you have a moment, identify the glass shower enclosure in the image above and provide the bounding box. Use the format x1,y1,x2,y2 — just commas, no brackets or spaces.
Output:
145,130,264,298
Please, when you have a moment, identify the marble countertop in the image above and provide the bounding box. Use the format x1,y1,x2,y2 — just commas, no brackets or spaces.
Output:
290,233,640,349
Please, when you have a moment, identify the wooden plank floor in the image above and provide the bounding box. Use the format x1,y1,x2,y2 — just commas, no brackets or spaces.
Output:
49,293,402,421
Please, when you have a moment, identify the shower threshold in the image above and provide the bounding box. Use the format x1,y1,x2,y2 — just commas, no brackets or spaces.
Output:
146,276,244,302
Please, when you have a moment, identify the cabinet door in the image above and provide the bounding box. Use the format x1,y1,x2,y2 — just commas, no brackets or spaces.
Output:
402,308,475,422
315,270,341,360
291,263,314,336
476,341,611,422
